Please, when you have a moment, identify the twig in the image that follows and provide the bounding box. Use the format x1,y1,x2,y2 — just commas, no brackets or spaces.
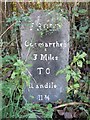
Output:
15,0,25,12
26,68,36,83
0,21,4,23
2,39,16,52
16,35,21,58
24,39,37,83
25,46,31,63
54,102,90,110
0,22,16,38
0,7,6,19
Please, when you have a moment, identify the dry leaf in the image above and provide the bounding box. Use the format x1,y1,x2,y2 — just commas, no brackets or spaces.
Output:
64,112,73,119
57,110,64,116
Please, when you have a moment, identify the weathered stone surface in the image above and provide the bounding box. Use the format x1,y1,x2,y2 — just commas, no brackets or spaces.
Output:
21,10,70,103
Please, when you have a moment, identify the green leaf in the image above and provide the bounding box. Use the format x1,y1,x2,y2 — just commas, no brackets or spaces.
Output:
56,69,64,75
79,26,88,32
78,9,87,14
76,31,80,39
28,112,36,119
73,56,78,63
66,65,71,70
73,83,80,88
74,12,79,17
71,70,76,76
79,107,89,115
6,18,12,23
74,90,78,94
67,87,71,93
25,64,32,68
47,104,52,110
86,60,90,64
11,72,16,79
66,74,71,82
45,104,54,118
80,52,87,58
14,59,24,66
77,60,83,67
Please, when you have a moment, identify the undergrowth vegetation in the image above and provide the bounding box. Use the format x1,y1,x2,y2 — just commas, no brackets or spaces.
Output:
0,2,90,120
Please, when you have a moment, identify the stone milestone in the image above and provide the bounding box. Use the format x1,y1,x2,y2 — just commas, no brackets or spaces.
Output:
21,10,70,103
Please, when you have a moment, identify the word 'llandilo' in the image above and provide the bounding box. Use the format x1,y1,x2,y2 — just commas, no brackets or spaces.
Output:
29,82,57,89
